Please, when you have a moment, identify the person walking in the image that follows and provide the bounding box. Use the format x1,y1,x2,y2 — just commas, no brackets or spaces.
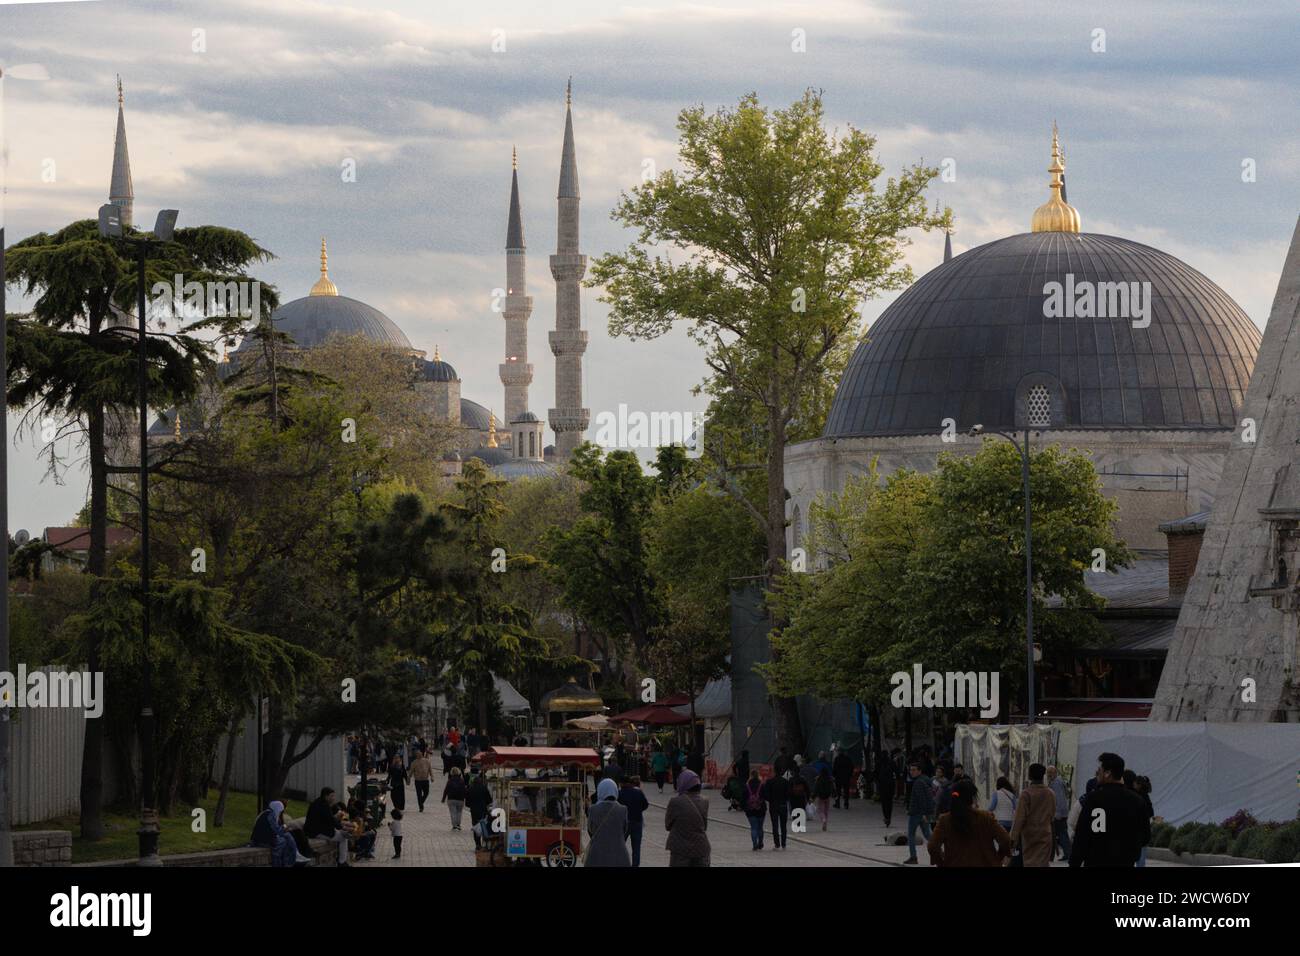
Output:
813,766,834,831
442,766,468,831
832,749,855,809
618,776,650,867
788,772,810,825
1134,775,1155,868
926,778,1012,867
466,771,493,850
409,749,433,812
904,762,935,864
651,748,670,793
664,768,710,867
1069,753,1151,867
1008,762,1056,867
772,747,794,778
735,749,751,784
1046,765,1073,861
386,753,409,812
988,776,1018,831
586,778,631,867
875,751,897,828
742,770,767,850
761,768,790,849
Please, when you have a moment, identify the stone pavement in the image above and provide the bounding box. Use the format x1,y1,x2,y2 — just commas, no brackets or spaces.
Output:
349,768,1181,868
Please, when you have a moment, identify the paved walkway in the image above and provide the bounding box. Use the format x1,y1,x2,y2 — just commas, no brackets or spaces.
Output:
349,768,1180,868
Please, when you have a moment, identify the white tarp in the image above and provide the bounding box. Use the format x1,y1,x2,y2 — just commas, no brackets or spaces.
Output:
953,724,1062,807
1077,722,1300,826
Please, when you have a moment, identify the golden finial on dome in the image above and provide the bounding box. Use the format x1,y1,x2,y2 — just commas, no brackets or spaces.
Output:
487,413,499,448
1030,123,1081,234
173,411,182,440
434,343,441,362
310,236,338,296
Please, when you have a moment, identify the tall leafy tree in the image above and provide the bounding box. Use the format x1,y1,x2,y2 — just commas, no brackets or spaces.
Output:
5,218,273,840
590,90,949,752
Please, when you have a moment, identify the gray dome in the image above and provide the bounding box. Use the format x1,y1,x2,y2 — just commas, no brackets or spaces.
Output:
492,459,559,480
511,411,541,423
234,294,411,353
824,232,1260,438
467,446,511,467
422,358,459,382
460,399,493,432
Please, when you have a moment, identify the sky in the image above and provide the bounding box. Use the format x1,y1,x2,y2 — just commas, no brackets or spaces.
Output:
2,0,1297,534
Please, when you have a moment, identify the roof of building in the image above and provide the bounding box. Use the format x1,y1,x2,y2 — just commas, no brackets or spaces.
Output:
824,232,1260,438
1158,511,1210,534
460,398,494,432
422,357,459,382
491,458,559,480
233,294,411,353
466,445,511,467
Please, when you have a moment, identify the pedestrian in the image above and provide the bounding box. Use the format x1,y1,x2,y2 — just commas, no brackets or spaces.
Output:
722,771,744,811
1070,753,1150,867
903,762,935,864
466,771,493,849
664,769,711,867
618,776,650,867
347,736,358,775
586,778,631,867
1046,765,1072,861
875,750,896,827
772,746,794,778
797,754,818,792
789,772,810,822
409,748,433,811
930,765,950,809
1134,775,1155,868
813,750,832,777
926,778,1012,867
833,749,854,809
440,739,452,775
686,746,705,776
651,747,670,793
387,753,408,812
736,749,751,784
988,775,1018,831
388,808,404,860
1008,762,1055,867
813,766,834,831
442,766,468,831
891,748,906,799
761,768,790,850
743,770,767,850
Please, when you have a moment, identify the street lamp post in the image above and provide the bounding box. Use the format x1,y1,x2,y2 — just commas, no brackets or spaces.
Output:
968,423,1037,724
97,204,179,864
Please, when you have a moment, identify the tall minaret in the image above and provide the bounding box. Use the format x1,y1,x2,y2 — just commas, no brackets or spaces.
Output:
500,146,534,426
548,78,590,459
109,75,134,228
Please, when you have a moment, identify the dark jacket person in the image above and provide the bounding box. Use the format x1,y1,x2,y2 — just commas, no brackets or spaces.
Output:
1069,752,1151,867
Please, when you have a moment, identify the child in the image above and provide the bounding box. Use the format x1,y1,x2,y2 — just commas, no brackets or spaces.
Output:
389,808,403,860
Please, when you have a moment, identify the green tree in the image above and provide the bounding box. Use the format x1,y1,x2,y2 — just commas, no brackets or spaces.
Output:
590,90,949,752
5,218,274,840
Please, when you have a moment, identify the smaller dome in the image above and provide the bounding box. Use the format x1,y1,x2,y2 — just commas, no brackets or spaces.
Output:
511,411,540,423
460,399,493,432
492,459,559,480
467,446,511,467
422,358,459,382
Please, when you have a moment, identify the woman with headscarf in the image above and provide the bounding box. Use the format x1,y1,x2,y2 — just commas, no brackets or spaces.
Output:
250,800,310,867
926,778,1012,867
585,778,631,866
387,753,409,812
664,769,711,867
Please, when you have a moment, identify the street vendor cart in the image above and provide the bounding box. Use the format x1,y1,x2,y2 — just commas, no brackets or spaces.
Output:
474,746,601,867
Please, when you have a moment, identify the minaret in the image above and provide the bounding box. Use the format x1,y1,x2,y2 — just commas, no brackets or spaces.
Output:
109,76,134,229
548,78,590,460
500,146,534,425
943,227,953,263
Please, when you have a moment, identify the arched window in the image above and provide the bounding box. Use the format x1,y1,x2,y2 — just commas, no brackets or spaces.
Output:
792,504,803,553
1027,384,1051,427
529,431,536,458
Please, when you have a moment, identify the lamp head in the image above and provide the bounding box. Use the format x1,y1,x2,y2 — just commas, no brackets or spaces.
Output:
153,209,178,242
97,203,123,238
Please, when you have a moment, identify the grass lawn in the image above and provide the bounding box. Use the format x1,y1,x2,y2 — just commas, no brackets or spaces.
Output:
17,789,308,864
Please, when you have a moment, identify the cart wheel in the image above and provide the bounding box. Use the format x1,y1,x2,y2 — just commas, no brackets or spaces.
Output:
545,842,577,868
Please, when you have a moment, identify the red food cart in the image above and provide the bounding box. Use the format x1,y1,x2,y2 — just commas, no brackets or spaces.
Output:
474,746,602,867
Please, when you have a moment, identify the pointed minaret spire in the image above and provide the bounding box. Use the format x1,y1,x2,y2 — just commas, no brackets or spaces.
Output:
944,227,953,263
501,150,534,428
549,78,590,459
109,74,134,228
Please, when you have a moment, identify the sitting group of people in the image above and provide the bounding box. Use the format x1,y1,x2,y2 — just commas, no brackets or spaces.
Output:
250,786,396,868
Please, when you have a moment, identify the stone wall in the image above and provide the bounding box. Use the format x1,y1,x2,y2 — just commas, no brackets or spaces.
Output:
11,830,73,866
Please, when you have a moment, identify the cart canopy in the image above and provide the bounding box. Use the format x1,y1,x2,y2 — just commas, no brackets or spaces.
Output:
476,746,602,770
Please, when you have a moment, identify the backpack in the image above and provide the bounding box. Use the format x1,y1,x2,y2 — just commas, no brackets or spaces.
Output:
745,784,764,813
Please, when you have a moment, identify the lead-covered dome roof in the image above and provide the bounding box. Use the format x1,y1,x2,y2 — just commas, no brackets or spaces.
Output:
824,232,1260,438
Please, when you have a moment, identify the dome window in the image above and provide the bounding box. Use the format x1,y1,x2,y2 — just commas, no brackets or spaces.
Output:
1027,384,1052,427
